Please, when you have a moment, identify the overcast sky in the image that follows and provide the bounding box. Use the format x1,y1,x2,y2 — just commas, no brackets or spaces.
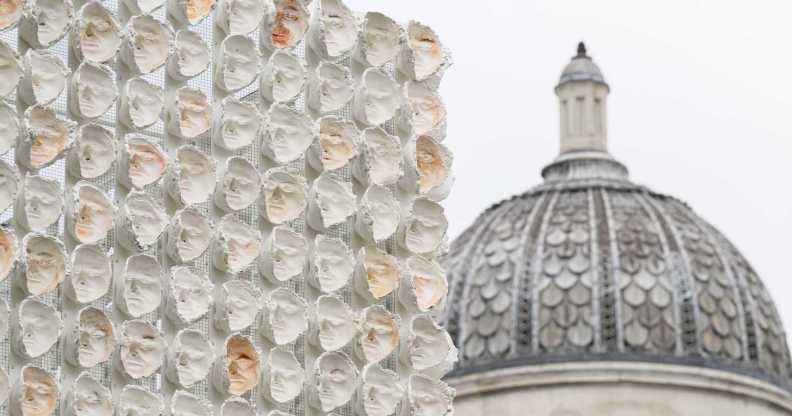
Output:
345,1,792,332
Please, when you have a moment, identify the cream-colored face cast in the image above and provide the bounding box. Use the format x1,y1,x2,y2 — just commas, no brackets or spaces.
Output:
215,0,264,36
405,315,456,373
117,386,163,416
354,127,402,187
168,330,213,387
15,299,61,358
70,183,113,244
168,0,214,25
223,336,259,396
0,161,18,215
0,42,22,98
0,0,22,31
357,12,400,67
310,235,354,293
401,197,447,255
22,105,76,170
167,29,209,80
167,86,211,139
17,175,63,232
405,21,444,81
21,234,66,296
358,364,403,416
260,50,305,103
413,135,449,195
310,0,356,59
311,116,359,172
307,62,353,114
262,104,315,164
403,82,446,135
357,305,399,364
260,168,307,225
122,138,167,189
67,124,115,180
267,0,309,50
314,295,357,351
168,145,215,205
215,279,259,332
74,2,121,63
119,320,165,379
265,347,304,404
402,256,448,313
0,228,16,282
355,185,399,244
20,0,73,48
213,97,260,151
119,254,162,318
167,267,213,324
214,35,259,92
67,373,112,416
307,173,355,231
121,15,173,75
74,307,114,368
69,61,118,120
407,375,454,416
354,68,402,126
68,244,111,304
262,288,307,345
19,50,68,106
314,352,357,412
120,77,163,131
355,247,399,300
212,216,261,274
167,208,213,264
215,157,260,212
121,191,168,251
13,367,58,416
259,226,307,283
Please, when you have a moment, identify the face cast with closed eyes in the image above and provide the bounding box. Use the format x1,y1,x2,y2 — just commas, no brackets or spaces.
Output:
270,0,308,49
315,295,356,351
14,366,57,416
224,336,258,396
167,208,212,264
360,12,400,67
358,364,403,416
358,305,399,364
167,267,213,324
70,62,117,119
407,375,453,416
75,307,114,368
264,288,307,345
213,217,261,274
16,299,61,359
124,138,167,189
120,255,162,318
22,234,66,296
67,373,112,416
216,157,260,212
406,22,443,81
119,320,165,379
19,175,63,232
69,245,111,304
218,280,258,332
168,330,213,387
314,352,356,412
266,347,304,404
71,183,113,244
260,168,307,225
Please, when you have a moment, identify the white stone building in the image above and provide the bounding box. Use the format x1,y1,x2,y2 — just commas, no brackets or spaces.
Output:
441,43,792,416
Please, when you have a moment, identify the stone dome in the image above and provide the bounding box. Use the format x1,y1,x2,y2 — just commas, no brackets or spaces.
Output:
558,42,607,86
442,45,792,392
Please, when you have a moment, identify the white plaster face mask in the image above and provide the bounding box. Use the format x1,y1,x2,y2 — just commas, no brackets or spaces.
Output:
118,320,165,379
167,29,210,81
66,244,111,304
214,157,260,212
403,315,457,376
19,49,68,106
260,287,307,345
220,398,254,416
20,105,77,170
400,82,446,137
66,123,115,179
261,104,315,164
402,135,452,199
214,35,259,92
308,0,356,60
400,21,445,82
72,1,120,64
66,307,115,368
258,225,307,284
0,161,18,215
64,373,112,416
20,234,67,296
400,256,447,313
69,62,117,120
259,168,307,225
357,305,399,364
307,173,356,232
166,145,215,205
357,364,403,416
399,198,447,255
213,97,260,151
214,279,259,332
119,191,168,251
15,175,63,232
117,386,163,416
117,254,162,318
120,137,167,189
308,116,359,172
0,0,22,31
119,77,164,131
355,185,399,244
0,41,23,98
353,68,402,126
0,103,18,156
211,216,261,274
0,229,16,282
309,235,354,294
354,247,399,300
167,0,214,26
11,366,58,416
13,299,61,359
121,15,173,75
407,375,454,416
19,0,73,49
312,294,357,352
312,351,357,413
214,335,259,396
259,49,305,103
166,329,213,388
167,86,211,139
355,12,401,67
166,266,213,324
262,0,308,50
306,62,354,114
262,347,304,404
353,127,402,187
67,182,113,245
122,0,163,15
170,391,211,416
166,208,213,264
215,0,264,35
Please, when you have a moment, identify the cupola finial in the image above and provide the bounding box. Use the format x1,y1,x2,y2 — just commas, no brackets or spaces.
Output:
576,41,587,57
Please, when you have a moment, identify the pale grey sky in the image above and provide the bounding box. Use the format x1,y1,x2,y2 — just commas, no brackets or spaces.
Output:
346,1,792,331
